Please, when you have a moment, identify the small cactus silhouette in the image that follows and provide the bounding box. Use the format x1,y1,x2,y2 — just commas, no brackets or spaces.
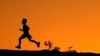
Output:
53,46,60,50
44,40,53,50
67,46,77,53
68,46,73,51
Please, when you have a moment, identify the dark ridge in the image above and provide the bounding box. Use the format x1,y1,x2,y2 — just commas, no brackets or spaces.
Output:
0,49,100,56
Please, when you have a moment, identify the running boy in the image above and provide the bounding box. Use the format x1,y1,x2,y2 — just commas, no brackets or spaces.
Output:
16,18,40,49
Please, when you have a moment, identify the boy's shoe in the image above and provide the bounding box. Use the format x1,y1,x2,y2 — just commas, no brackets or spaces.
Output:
16,45,21,49
37,42,40,48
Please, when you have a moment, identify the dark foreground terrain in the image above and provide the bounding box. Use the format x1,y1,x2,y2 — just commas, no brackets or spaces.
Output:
0,49,100,56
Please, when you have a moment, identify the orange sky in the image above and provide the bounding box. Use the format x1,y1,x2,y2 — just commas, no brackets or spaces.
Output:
0,0,100,53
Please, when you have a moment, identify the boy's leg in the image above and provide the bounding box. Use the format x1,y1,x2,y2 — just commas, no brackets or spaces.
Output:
16,35,25,49
27,35,40,48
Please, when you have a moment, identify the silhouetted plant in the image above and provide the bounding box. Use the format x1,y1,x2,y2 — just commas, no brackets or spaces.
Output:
53,46,60,50
68,46,73,51
67,46,77,53
51,46,60,52
44,40,53,50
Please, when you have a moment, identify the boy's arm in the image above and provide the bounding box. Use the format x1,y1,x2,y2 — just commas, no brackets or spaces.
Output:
19,29,23,31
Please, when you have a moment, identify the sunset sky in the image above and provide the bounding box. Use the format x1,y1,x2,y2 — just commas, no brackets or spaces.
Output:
1,0,100,53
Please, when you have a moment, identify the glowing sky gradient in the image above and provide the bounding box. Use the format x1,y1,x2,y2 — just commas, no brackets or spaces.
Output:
0,0,100,53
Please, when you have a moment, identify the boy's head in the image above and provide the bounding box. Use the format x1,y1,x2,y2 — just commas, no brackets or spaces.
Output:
22,18,27,24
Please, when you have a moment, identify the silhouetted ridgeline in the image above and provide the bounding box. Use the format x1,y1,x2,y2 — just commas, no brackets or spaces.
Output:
0,49,100,56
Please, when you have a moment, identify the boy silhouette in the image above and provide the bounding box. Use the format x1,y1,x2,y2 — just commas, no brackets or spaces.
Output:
16,18,40,49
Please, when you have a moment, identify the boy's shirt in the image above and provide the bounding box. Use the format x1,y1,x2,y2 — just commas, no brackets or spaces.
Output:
23,25,29,34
